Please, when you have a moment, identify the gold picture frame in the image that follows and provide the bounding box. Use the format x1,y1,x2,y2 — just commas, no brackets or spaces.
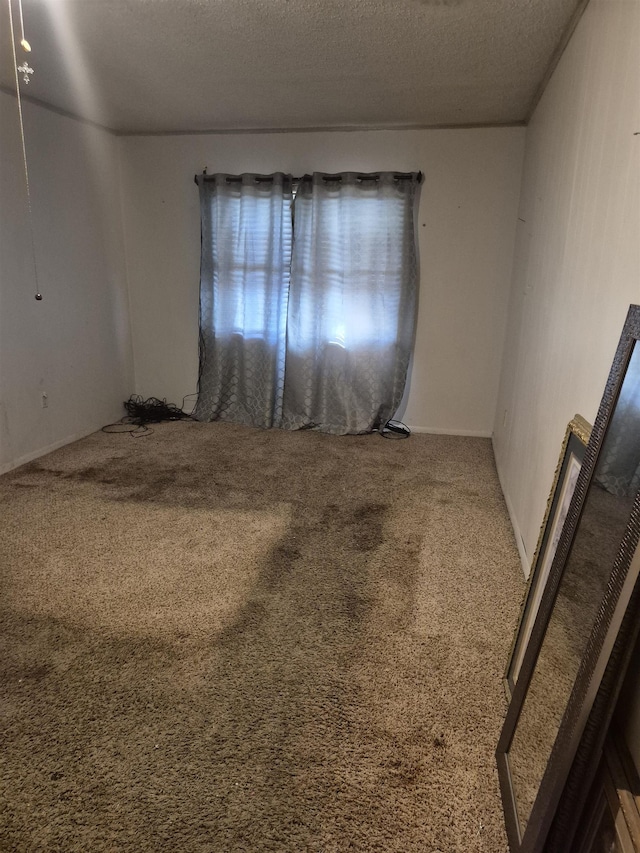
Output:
504,414,592,700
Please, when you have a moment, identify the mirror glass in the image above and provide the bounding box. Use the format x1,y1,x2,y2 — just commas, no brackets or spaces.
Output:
507,342,640,837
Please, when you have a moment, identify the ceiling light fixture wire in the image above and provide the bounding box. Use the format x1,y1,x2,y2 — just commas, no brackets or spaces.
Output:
7,0,42,300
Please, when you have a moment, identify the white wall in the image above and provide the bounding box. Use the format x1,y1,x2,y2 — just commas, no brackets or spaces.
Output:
493,0,640,571
119,127,525,434
0,91,133,473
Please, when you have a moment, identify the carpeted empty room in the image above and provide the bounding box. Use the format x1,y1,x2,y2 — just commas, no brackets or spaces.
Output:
3,0,640,847
0,421,523,851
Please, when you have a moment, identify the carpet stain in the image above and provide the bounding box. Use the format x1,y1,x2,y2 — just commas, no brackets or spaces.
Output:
0,422,523,853
349,502,387,552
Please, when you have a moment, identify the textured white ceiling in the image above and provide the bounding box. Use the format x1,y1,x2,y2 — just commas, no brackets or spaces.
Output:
1,0,583,134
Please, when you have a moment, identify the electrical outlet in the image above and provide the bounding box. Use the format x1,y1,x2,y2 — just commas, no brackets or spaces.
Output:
41,393,48,408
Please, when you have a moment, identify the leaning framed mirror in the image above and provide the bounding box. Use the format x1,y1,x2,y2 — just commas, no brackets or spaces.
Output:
504,414,592,700
497,304,640,852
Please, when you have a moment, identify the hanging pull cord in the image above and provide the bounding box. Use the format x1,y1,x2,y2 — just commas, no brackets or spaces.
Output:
7,0,41,301
18,0,31,51
380,420,411,439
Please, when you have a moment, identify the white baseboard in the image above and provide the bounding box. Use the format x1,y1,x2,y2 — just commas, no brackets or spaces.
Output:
407,425,493,438
0,426,100,477
492,441,530,580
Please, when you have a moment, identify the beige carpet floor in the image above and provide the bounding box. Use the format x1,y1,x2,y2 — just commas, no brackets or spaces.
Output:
0,421,523,852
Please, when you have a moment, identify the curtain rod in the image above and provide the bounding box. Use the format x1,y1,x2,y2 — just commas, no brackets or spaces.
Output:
193,171,422,185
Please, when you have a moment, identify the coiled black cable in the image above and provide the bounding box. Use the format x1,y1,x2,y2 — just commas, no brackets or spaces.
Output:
102,394,195,437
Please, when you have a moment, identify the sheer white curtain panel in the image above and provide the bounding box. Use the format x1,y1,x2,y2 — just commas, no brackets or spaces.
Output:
194,173,293,428
281,172,419,434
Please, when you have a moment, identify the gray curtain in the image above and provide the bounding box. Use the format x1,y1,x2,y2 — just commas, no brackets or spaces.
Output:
194,173,293,428
281,172,420,434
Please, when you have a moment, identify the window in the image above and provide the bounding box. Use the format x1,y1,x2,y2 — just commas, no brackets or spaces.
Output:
195,171,420,435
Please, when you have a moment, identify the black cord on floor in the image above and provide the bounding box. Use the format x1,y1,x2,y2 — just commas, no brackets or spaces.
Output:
102,394,196,438
380,420,411,439
124,395,193,424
